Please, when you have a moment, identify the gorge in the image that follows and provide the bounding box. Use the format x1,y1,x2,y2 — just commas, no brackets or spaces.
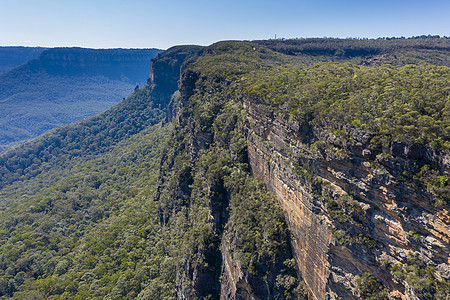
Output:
0,37,448,299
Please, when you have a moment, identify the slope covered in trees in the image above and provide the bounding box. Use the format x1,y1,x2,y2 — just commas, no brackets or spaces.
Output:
0,45,226,299
0,37,448,299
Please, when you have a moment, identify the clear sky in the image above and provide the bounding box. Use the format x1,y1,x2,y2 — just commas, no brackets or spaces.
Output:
1,0,449,49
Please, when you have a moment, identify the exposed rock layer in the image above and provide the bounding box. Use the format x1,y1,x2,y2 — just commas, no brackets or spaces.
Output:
243,101,450,299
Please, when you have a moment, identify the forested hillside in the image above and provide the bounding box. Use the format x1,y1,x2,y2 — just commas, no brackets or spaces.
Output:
0,37,448,299
0,47,162,152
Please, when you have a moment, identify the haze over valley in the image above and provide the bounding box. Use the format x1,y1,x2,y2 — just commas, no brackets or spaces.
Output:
0,47,162,152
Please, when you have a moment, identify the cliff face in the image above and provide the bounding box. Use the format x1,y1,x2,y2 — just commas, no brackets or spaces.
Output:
148,45,202,107
243,100,449,299
163,40,449,299
156,62,305,299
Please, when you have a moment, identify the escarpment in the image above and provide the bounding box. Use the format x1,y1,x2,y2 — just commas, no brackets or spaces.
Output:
244,101,334,299
155,64,305,299
243,100,449,299
163,40,449,299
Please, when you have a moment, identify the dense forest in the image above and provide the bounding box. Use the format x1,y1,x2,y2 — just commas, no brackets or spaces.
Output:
256,36,450,66
0,37,448,299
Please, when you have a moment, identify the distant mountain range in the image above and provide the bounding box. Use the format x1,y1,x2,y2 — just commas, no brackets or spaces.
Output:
0,47,163,152
0,46,47,75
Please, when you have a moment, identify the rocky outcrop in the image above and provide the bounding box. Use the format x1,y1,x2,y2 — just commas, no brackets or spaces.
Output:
220,237,253,299
243,101,450,299
148,46,202,114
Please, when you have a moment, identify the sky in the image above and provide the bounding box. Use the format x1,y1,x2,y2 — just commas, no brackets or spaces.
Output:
1,0,449,50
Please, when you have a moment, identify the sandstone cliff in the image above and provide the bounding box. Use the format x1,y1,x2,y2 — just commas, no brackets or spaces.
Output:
165,40,449,299
244,100,449,299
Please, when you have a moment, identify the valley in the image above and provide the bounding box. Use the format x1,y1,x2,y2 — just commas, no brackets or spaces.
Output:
0,37,448,299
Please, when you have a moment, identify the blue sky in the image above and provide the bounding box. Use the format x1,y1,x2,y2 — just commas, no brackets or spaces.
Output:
1,0,449,49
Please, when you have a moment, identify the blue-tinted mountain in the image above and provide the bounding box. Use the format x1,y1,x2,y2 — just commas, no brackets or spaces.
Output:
0,47,163,151
0,46,47,75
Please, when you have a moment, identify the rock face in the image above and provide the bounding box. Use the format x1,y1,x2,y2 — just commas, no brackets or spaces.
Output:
244,101,333,299
149,45,202,107
160,64,304,300
220,237,253,300
166,51,449,298
162,40,450,299
243,101,450,299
